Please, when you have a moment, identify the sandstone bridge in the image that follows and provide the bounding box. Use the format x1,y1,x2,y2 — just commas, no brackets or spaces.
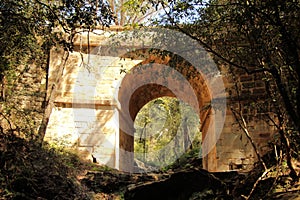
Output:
45,27,274,173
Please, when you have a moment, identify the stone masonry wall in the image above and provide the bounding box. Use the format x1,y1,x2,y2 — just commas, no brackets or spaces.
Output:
217,66,275,171
45,28,276,172
0,62,46,135
45,32,143,169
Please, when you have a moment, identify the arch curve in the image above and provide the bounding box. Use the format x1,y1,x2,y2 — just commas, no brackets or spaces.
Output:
118,52,218,172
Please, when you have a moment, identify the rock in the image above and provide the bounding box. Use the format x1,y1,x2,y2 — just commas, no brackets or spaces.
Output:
124,168,229,200
81,170,169,194
134,159,159,173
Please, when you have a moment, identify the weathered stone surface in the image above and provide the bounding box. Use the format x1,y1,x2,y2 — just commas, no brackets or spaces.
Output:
45,28,275,173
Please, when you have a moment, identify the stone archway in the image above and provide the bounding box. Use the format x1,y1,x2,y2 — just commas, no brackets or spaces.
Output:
117,52,217,172
45,28,276,173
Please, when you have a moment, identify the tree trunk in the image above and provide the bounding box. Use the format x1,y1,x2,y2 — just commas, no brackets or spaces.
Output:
183,117,191,151
279,128,299,182
37,49,69,144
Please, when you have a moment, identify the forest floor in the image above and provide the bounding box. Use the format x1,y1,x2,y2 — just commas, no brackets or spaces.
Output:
80,166,300,200
1,133,300,199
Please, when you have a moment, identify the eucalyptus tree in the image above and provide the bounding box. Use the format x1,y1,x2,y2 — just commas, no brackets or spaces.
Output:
107,0,163,26
155,0,300,181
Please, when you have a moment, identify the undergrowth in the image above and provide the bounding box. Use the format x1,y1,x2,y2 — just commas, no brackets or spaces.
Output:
0,132,91,200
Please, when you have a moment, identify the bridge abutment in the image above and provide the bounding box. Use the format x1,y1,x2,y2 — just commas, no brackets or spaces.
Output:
45,28,275,173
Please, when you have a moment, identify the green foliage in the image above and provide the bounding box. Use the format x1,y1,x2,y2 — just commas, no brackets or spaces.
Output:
157,0,300,180
0,0,114,78
0,0,113,78
0,132,90,199
0,0,114,137
134,97,201,169
107,0,161,26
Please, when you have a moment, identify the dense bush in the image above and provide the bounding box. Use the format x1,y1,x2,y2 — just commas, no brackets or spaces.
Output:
0,132,90,200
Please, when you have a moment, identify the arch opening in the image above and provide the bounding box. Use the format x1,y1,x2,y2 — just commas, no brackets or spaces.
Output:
118,51,218,173
133,96,202,172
